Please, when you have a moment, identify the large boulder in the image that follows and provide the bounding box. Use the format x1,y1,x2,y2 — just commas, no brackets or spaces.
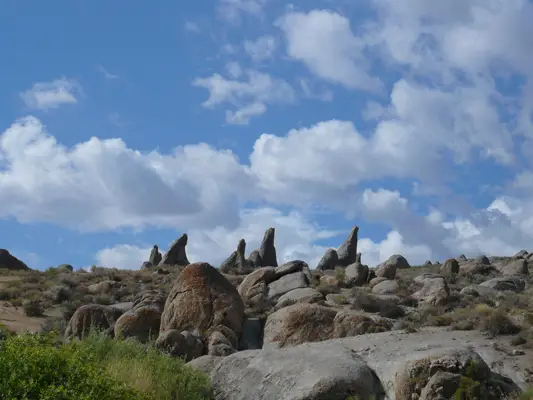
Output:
332,311,392,338
479,276,526,293
315,248,338,271
495,258,528,276
114,290,167,342
263,303,337,349
114,305,162,342
440,258,459,275
344,262,369,286
267,271,309,302
65,304,123,341
276,288,324,309
160,262,245,337
258,227,278,267
459,257,495,275
371,279,400,295
160,234,189,266
238,261,312,312
412,274,450,306
351,290,404,319
155,329,204,361
375,254,409,280
209,340,386,400
0,249,29,270
189,327,527,400
385,254,410,269
395,348,492,399
337,226,359,267
238,267,277,312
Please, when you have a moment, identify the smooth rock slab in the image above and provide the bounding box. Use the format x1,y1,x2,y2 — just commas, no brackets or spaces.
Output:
209,343,386,400
267,271,308,301
479,276,525,293
276,287,324,308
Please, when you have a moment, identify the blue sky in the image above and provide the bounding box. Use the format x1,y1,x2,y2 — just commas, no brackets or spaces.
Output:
1,0,533,270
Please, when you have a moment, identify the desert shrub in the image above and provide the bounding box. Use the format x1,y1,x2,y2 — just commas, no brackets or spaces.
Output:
73,332,211,400
0,333,143,400
22,299,44,317
316,284,341,296
94,294,115,305
0,332,211,400
446,304,521,336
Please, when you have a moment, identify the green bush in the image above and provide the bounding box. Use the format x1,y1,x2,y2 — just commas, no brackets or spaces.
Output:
0,332,211,400
0,333,142,400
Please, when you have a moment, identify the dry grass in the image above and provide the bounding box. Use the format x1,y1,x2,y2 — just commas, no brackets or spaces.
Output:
0,265,184,334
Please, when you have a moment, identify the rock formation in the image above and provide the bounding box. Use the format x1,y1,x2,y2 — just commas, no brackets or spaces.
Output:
148,245,162,266
0,249,29,270
160,262,245,355
315,248,338,271
220,239,254,274
258,227,278,267
160,234,189,266
337,226,359,266
246,249,262,268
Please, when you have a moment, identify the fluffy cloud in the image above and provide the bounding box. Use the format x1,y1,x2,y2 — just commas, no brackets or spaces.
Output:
0,116,253,231
276,10,382,91
8,1,533,270
96,245,151,270
193,68,295,124
20,78,81,110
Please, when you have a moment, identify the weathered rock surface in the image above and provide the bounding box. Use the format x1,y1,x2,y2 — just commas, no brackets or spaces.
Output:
276,287,324,309
0,249,29,270
160,262,245,337
337,226,359,267
160,234,189,266
246,250,262,268
495,258,529,276
198,327,530,400
440,258,459,275
238,267,277,311
209,339,386,400
315,248,338,271
344,262,369,286
187,355,223,375
371,279,400,295
267,271,309,302
258,227,278,267
114,290,166,342
459,258,495,275
148,245,162,266
220,239,253,274
412,274,450,306
351,290,404,319
263,303,337,349
156,329,204,361
479,276,526,293
65,304,124,340
332,311,392,338
114,305,162,342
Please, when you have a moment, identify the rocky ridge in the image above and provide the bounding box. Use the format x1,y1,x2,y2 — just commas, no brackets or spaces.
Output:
2,226,533,399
